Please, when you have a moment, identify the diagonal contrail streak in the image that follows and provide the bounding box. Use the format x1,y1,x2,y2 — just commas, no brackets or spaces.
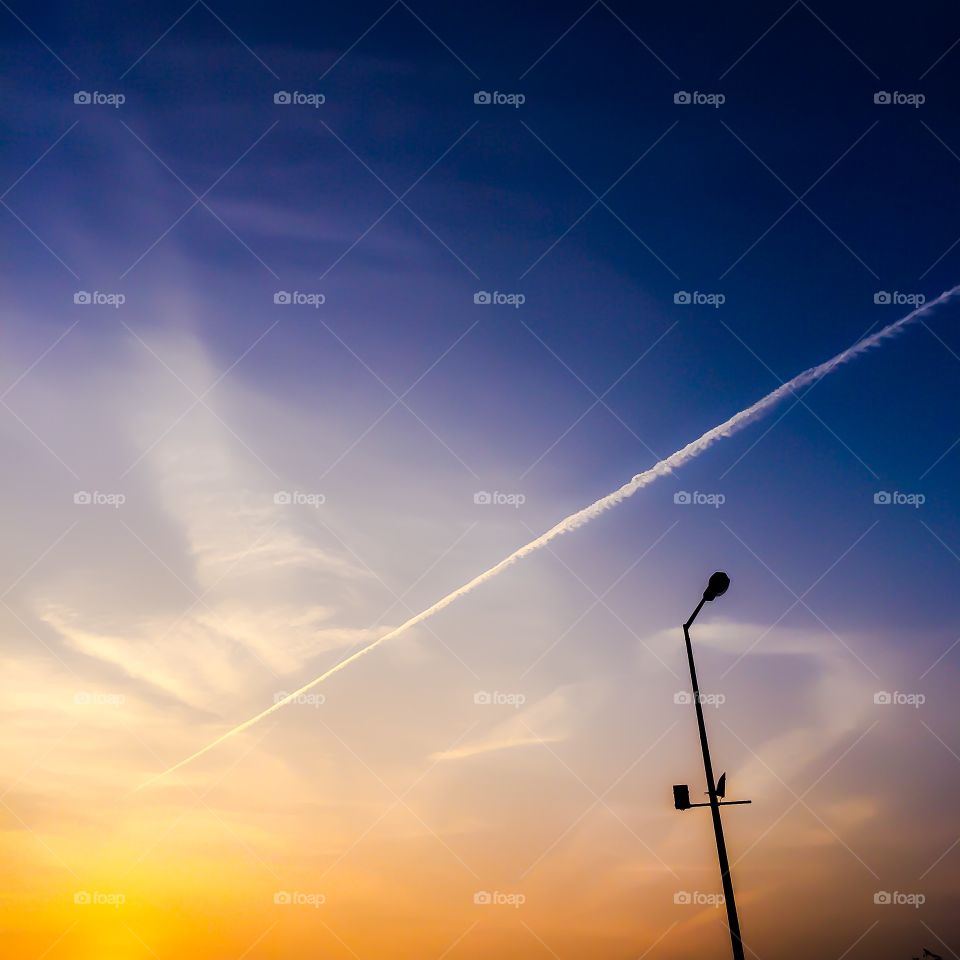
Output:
139,286,960,790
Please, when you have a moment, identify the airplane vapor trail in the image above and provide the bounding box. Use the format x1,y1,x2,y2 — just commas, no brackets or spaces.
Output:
139,286,960,790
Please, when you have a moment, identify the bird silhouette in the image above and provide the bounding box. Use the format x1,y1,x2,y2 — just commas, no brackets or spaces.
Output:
705,773,726,799
923,950,943,960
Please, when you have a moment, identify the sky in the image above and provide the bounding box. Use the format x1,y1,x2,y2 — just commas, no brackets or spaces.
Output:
2,1,960,958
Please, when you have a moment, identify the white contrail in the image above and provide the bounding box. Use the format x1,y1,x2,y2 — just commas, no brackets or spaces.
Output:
139,286,960,789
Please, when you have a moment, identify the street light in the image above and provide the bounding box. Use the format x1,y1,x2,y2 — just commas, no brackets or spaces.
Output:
673,571,750,960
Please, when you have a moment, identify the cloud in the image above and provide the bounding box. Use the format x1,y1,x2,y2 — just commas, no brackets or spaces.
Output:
12,331,389,716
431,685,586,761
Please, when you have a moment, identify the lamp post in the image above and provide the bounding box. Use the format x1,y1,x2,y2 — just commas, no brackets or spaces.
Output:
673,572,749,960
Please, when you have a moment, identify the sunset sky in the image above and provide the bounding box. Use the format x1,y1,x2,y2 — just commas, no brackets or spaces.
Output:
3,2,960,958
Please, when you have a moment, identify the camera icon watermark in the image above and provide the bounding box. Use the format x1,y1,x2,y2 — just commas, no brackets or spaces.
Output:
74,290,125,308
74,890,125,908
474,490,526,508
874,91,925,107
474,690,526,708
74,90,125,107
873,690,925,708
674,691,725,708
273,490,325,507
73,491,126,508
473,890,525,907
674,490,725,508
674,290,725,308
473,290,525,308
473,90,525,107
673,91,725,107
873,291,925,306
274,90,325,107
873,490,924,507
274,290,325,307
873,890,925,907
273,690,325,708
273,890,325,907
74,691,125,706
674,890,724,906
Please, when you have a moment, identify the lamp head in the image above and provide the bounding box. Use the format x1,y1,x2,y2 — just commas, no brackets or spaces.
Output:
703,571,730,602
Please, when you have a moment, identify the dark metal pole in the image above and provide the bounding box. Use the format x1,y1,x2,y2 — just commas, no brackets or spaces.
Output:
683,600,745,960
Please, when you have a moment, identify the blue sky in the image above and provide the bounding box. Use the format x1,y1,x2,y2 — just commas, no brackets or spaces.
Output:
2,3,960,959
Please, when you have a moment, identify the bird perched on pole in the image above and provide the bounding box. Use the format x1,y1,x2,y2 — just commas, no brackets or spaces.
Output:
705,772,726,799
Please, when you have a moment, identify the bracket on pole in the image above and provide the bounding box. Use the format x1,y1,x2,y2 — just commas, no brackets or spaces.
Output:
673,784,752,810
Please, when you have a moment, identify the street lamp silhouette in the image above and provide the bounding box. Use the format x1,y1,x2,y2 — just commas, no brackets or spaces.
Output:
673,571,751,960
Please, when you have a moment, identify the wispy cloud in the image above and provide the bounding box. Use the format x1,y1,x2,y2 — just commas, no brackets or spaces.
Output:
432,685,584,761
